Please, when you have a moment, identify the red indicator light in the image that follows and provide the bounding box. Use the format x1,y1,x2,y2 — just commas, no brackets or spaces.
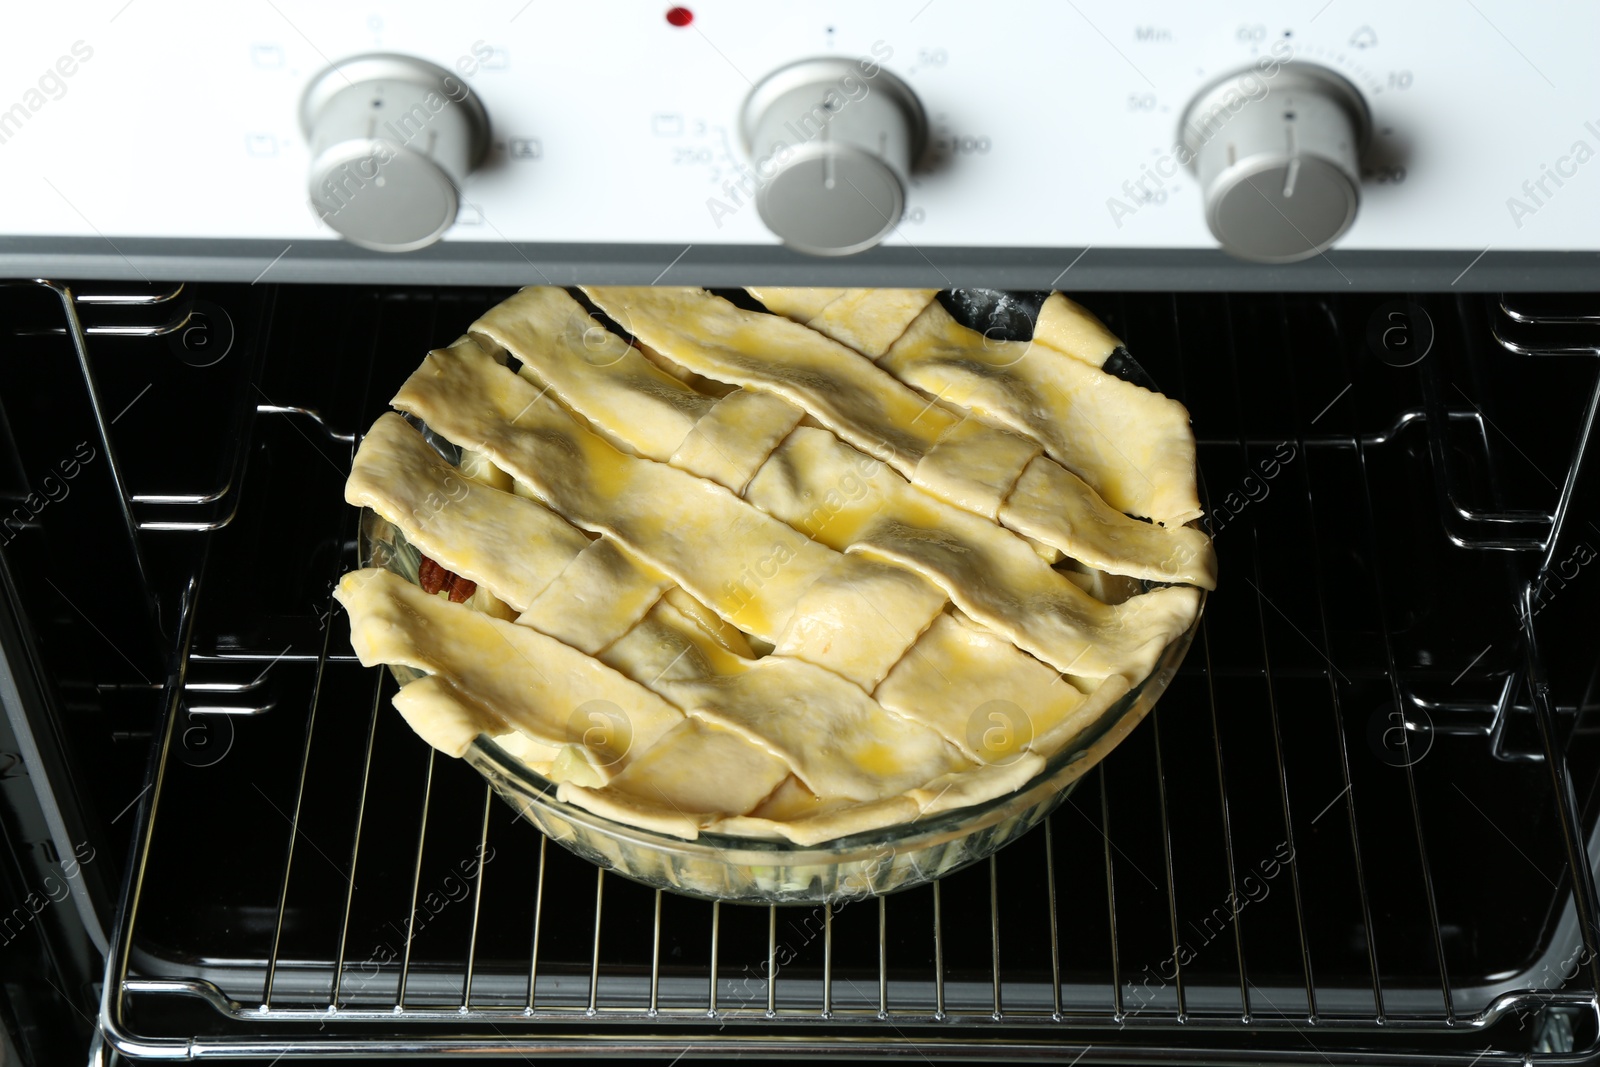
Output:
666,6,693,26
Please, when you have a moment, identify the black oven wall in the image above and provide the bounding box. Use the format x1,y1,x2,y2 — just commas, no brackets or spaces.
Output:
0,572,103,1064
2,280,1599,1065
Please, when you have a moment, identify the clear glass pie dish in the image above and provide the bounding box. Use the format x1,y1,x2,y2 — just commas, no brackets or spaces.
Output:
354,289,1207,904
362,501,1199,904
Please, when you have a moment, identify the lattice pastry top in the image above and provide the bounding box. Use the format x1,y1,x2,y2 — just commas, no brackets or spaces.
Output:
337,287,1215,845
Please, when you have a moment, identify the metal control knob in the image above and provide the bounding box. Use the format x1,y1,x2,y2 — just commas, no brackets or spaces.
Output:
1180,63,1370,263
740,57,926,257
300,54,490,253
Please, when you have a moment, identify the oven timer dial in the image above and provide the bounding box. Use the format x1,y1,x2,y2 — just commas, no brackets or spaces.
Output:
740,57,927,257
1180,62,1371,263
300,54,491,253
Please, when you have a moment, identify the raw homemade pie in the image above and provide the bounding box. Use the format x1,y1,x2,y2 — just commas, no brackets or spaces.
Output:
338,287,1214,846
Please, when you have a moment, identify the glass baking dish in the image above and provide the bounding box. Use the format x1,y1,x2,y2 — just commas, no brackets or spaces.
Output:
362,502,1199,904
355,289,1206,904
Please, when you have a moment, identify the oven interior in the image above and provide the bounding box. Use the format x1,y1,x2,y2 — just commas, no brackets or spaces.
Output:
2,280,1598,1063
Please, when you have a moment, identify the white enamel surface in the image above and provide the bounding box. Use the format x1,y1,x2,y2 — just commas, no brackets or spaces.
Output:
0,0,1596,251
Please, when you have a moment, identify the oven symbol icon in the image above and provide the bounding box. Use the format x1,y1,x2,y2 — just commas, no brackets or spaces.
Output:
251,43,284,69
509,137,542,161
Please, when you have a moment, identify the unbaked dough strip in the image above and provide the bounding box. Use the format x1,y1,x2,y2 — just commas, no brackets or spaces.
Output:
999,455,1217,589
746,287,848,323
911,414,1041,520
337,569,684,782
1033,292,1122,367
471,286,715,462
909,414,1210,589
598,718,789,815
712,796,924,848
873,612,1089,763
906,671,1134,818
740,775,820,822
769,559,946,692
882,299,1202,527
909,758,1047,818
798,288,939,359
392,676,566,780
517,537,673,655
581,286,961,475
346,412,592,612
669,388,806,495
558,719,792,840
853,533,1198,684
391,673,511,759
551,784,706,840
746,427,1198,678
489,728,563,776
600,598,970,803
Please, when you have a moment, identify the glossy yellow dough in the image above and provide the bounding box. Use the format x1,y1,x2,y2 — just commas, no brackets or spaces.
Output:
339,287,1212,842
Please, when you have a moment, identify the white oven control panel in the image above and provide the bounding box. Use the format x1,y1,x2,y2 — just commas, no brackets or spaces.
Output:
1,1,1597,271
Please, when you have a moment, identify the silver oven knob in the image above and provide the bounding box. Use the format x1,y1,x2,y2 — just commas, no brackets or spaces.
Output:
740,58,927,257
1180,63,1370,263
300,54,490,253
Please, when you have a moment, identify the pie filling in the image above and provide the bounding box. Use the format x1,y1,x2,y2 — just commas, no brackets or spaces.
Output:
337,287,1214,845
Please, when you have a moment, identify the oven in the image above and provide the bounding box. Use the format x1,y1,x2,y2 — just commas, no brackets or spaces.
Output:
2,3,1599,1064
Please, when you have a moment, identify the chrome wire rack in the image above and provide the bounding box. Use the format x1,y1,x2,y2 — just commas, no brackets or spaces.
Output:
65,286,1600,1062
